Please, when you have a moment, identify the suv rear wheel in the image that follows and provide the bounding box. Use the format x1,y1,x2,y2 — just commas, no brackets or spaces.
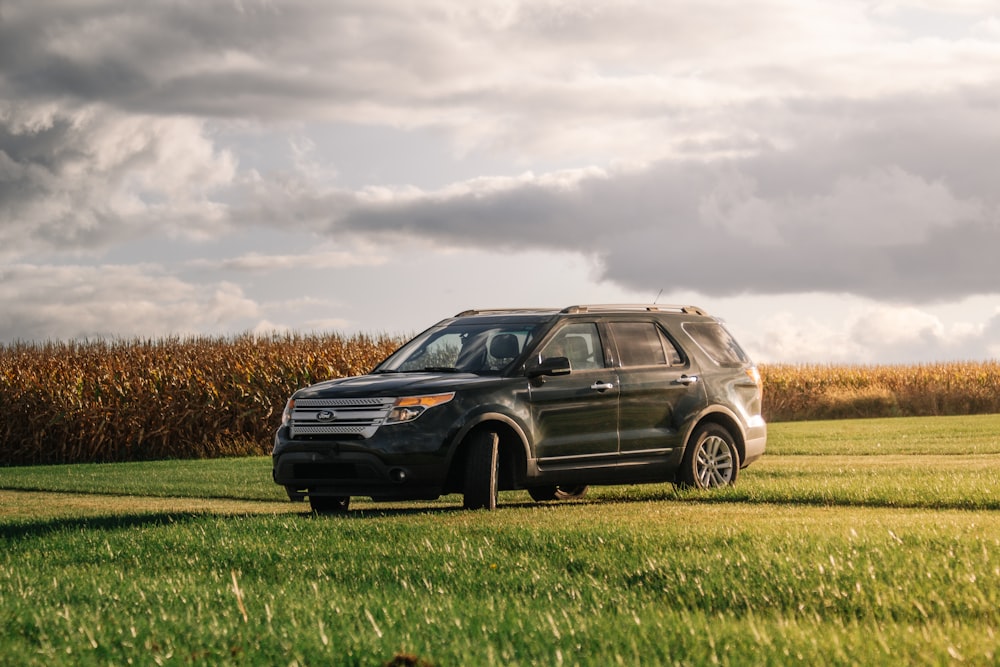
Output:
463,429,500,510
679,423,739,489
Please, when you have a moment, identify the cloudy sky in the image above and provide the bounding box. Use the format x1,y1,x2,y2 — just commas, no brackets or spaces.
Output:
2,0,1000,363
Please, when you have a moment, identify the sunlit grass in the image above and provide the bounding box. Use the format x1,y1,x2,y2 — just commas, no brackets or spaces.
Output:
2,414,1000,665
2,502,999,665
4,414,999,507
0,457,284,501
766,413,1000,456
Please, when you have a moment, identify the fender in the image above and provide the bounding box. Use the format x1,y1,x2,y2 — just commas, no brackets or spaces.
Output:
679,404,749,460
444,407,533,466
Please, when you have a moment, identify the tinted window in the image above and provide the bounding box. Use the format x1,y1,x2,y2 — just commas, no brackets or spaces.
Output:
539,322,605,369
683,322,750,367
660,328,683,365
609,322,678,367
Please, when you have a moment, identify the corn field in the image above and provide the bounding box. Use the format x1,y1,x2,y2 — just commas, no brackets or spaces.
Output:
1,334,999,465
761,362,1000,421
0,333,401,465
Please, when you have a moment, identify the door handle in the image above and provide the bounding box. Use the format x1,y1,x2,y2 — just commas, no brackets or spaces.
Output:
590,381,615,392
675,375,699,386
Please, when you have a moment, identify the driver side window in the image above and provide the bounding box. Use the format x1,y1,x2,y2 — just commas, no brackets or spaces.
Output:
540,323,605,370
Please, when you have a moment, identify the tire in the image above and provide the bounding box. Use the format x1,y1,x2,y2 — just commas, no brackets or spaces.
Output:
527,485,589,502
679,423,739,489
462,429,500,510
309,495,350,513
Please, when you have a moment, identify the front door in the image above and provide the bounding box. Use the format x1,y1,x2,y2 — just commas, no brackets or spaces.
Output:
526,322,619,463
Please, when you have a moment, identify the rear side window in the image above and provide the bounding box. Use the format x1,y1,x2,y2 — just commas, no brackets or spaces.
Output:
683,322,750,367
608,322,683,367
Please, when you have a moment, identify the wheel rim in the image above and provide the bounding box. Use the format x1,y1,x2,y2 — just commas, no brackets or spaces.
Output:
696,435,734,487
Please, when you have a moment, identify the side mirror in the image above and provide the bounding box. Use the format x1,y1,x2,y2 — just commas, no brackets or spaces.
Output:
526,356,572,378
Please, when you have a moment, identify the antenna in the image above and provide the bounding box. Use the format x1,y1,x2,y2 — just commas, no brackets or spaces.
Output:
653,288,663,304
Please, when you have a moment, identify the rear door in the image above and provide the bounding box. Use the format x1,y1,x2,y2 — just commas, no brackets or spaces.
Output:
607,320,703,459
526,321,620,463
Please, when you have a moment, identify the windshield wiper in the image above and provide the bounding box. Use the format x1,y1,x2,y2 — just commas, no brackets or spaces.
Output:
421,366,462,373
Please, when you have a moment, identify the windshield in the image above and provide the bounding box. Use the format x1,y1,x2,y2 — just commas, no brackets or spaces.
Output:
376,321,544,374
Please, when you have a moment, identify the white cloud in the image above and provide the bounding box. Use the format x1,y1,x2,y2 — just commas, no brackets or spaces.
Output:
251,319,291,336
301,317,355,332
750,312,868,363
972,17,1000,38
847,305,994,363
0,264,259,341
0,104,237,257
853,306,946,346
191,246,389,273
749,302,998,364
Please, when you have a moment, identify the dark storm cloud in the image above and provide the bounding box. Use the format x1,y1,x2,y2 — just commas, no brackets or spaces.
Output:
0,0,470,119
333,92,1000,303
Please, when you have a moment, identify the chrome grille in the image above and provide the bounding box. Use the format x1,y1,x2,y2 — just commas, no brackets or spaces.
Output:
289,397,395,439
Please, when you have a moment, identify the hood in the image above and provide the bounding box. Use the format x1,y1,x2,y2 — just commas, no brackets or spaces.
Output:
293,371,505,399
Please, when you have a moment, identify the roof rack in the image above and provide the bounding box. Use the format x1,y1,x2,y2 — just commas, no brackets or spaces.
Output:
455,304,709,317
561,304,709,316
454,308,559,317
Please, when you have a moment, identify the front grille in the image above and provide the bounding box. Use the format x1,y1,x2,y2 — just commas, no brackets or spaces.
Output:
289,397,395,439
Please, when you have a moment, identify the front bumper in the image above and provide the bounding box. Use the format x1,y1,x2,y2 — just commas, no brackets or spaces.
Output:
272,428,450,501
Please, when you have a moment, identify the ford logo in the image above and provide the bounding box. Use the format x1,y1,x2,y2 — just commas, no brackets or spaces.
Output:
316,410,337,422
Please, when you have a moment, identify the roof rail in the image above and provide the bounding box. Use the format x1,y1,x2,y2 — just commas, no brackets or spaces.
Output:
560,304,709,316
454,307,558,317
454,304,710,317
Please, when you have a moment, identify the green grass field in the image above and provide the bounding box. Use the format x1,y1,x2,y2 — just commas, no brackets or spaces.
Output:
2,415,999,665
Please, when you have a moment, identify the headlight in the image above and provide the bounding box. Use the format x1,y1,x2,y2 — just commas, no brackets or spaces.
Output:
385,392,455,424
281,399,295,426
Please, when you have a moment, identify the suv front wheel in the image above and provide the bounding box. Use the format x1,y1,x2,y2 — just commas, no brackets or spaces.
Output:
463,428,500,510
679,423,739,489
309,494,350,513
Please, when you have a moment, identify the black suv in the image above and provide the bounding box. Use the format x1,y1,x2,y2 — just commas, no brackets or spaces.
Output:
272,305,766,512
